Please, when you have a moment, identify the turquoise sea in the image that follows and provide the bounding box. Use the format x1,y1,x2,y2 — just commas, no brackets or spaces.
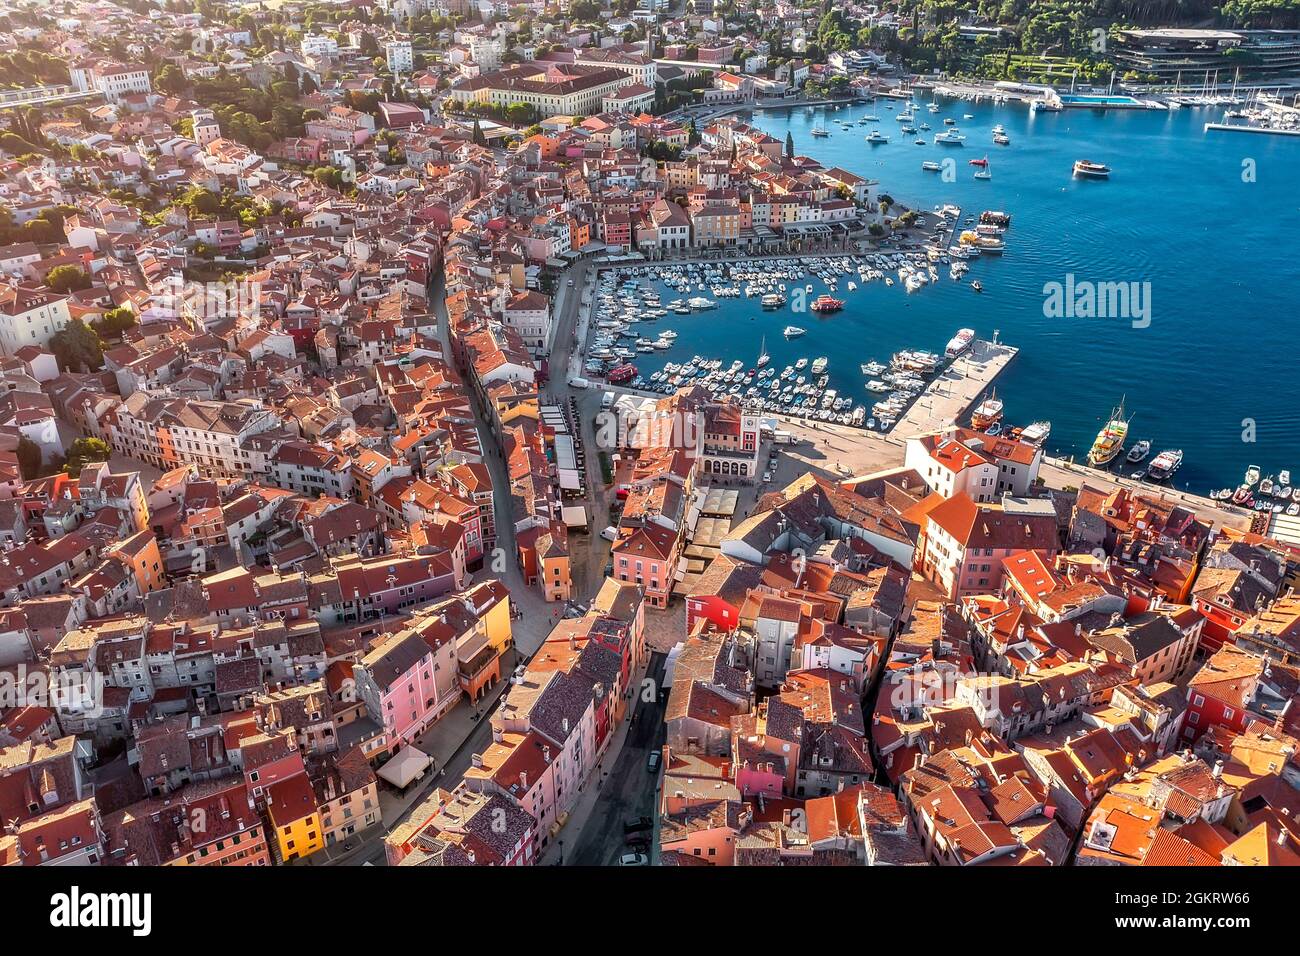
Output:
627,95,1300,495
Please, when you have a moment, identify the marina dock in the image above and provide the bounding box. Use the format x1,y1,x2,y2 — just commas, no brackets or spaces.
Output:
891,338,1018,439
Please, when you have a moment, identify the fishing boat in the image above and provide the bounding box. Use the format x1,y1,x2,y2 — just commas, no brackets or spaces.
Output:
971,392,1004,431
783,325,806,339
1261,476,1275,496
1280,469,1292,487
1147,449,1184,481
1244,464,1261,487
1126,440,1151,463
945,327,975,357
1087,400,1132,467
1073,159,1111,178
1232,485,1254,506
811,295,845,313
1019,421,1051,447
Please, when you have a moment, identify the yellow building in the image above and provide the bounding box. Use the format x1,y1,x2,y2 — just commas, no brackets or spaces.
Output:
267,775,324,863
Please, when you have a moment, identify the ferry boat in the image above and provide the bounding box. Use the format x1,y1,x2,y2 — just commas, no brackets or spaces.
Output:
1019,421,1051,447
1073,159,1111,178
1087,400,1132,467
761,293,786,308
1147,449,1184,481
945,327,975,357
1126,440,1151,463
971,393,1004,431
783,325,807,339
866,130,889,144
811,295,845,313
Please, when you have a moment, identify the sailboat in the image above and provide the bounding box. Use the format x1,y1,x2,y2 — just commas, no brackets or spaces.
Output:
973,157,991,180
756,336,770,368
1087,398,1133,467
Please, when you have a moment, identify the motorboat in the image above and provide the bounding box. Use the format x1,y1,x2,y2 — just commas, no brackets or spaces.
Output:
1147,449,1184,481
1073,159,1110,178
1126,440,1151,463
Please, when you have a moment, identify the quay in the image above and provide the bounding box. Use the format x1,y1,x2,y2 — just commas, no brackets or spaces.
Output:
1204,121,1300,137
891,338,1018,439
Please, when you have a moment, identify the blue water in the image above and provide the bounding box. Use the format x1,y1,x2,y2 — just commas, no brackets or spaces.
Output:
633,96,1300,494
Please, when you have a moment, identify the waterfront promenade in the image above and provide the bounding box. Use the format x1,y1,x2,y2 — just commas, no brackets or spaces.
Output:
892,338,1019,439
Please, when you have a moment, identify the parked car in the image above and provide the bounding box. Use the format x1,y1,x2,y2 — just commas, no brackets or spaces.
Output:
600,525,618,541
619,852,649,866
646,751,661,773
623,816,654,834
625,836,650,852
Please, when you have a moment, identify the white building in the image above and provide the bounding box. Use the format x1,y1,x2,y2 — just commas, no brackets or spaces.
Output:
0,286,71,357
386,40,414,73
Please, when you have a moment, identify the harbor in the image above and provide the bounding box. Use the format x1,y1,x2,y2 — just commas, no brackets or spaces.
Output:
579,220,1010,434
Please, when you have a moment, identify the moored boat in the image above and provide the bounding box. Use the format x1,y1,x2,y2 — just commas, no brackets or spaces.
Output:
1147,449,1184,481
945,328,975,357
971,391,1004,431
1126,440,1151,463
1087,400,1132,467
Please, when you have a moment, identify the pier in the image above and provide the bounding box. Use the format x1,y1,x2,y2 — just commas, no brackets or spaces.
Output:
891,338,1018,439
1204,122,1300,137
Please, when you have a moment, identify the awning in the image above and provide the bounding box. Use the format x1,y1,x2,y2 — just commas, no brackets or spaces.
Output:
377,746,432,788
561,504,588,527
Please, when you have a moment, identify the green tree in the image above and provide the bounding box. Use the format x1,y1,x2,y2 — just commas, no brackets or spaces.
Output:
92,306,137,340
45,265,91,293
64,437,111,476
785,130,794,159
16,436,42,480
50,319,104,371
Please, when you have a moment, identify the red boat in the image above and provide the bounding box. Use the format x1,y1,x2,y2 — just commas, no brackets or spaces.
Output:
608,363,636,383
969,156,989,167
811,295,845,313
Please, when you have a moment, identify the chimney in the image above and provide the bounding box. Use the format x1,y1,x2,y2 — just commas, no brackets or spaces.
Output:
519,770,528,789
542,744,551,762
1212,760,1224,779
781,809,792,827
1279,829,1290,847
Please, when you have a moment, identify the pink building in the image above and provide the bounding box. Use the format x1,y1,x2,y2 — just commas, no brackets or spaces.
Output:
354,623,460,746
